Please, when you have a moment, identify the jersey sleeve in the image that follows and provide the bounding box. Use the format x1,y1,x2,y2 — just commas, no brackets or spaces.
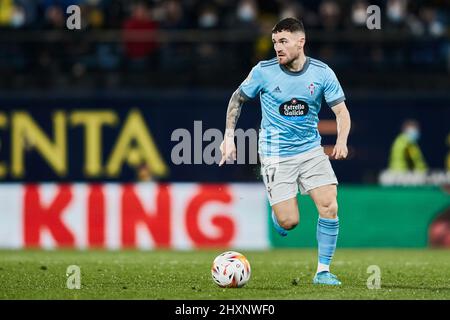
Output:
239,63,264,100
323,66,346,108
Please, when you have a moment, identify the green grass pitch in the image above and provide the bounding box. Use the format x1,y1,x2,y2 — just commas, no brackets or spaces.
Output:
1,249,449,300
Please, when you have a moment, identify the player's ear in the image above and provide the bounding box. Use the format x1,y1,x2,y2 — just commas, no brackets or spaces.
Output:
298,34,305,50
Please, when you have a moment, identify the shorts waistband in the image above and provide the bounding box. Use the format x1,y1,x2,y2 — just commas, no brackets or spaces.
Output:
260,145,324,164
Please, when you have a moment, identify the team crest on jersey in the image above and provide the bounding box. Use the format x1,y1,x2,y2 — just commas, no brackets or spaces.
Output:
308,83,315,95
279,98,309,120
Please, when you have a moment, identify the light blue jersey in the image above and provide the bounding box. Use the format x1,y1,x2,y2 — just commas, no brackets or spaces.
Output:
239,56,345,157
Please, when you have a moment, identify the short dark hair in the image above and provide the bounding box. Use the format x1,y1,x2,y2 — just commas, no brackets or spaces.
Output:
272,18,305,34
402,119,420,131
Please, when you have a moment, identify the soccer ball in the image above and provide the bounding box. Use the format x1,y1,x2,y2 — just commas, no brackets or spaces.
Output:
211,251,251,288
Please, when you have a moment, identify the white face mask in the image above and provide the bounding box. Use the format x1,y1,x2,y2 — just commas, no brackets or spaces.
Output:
387,2,405,22
429,21,444,37
199,13,218,28
237,4,256,22
11,10,26,28
405,127,420,142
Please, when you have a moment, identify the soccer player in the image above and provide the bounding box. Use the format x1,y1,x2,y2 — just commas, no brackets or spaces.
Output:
219,18,351,286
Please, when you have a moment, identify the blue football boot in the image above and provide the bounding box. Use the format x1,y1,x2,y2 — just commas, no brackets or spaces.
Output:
313,271,342,286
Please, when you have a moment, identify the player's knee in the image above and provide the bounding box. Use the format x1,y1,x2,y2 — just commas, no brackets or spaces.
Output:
279,216,299,230
319,200,338,219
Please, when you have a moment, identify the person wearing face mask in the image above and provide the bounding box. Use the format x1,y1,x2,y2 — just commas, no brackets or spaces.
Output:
230,0,259,70
198,6,219,29
388,119,428,172
237,0,257,23
386,0,407,25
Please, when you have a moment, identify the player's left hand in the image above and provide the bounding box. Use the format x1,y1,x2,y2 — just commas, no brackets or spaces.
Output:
331,142,348,160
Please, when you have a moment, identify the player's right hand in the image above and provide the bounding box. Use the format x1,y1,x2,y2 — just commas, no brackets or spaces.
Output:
219,139,236,166
331,142,348,160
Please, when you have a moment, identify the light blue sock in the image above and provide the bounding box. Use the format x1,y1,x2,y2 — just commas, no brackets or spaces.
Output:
317,217,339,267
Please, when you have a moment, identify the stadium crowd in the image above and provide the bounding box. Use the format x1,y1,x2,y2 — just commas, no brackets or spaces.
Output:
1,0,447,34
0,0,448,89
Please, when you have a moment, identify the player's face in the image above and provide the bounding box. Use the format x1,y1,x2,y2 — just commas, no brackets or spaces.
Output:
272,31,304,65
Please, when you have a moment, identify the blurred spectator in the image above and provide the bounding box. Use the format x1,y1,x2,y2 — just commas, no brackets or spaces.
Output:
417,6,446,38
386,0,408,29
15,0,38,28
235,0,258,26
85,3,105,29
278,1,301,21
159,0,189,72
195,4,221,78
407,5,446,38
318,0,342,31
122,1,159,68
383,0,410,69
137,163,154,181
388,119,428,172
253,14,278,62
160,0,187,29
278,1,320,29
316,0,342,67
44,5,65,29
10,4,26,28
197,5,219,29
350,0,369,29
0,0,36,28
429,207,450,248
0,0,14,26
230,0,260,69
0,0,447,89
408,6,447,69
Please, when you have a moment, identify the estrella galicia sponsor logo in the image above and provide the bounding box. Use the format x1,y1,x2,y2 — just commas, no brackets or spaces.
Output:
279,98,309,119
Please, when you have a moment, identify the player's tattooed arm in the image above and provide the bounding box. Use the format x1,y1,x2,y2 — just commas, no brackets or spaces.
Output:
219,89,247,166
225,89,247,137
